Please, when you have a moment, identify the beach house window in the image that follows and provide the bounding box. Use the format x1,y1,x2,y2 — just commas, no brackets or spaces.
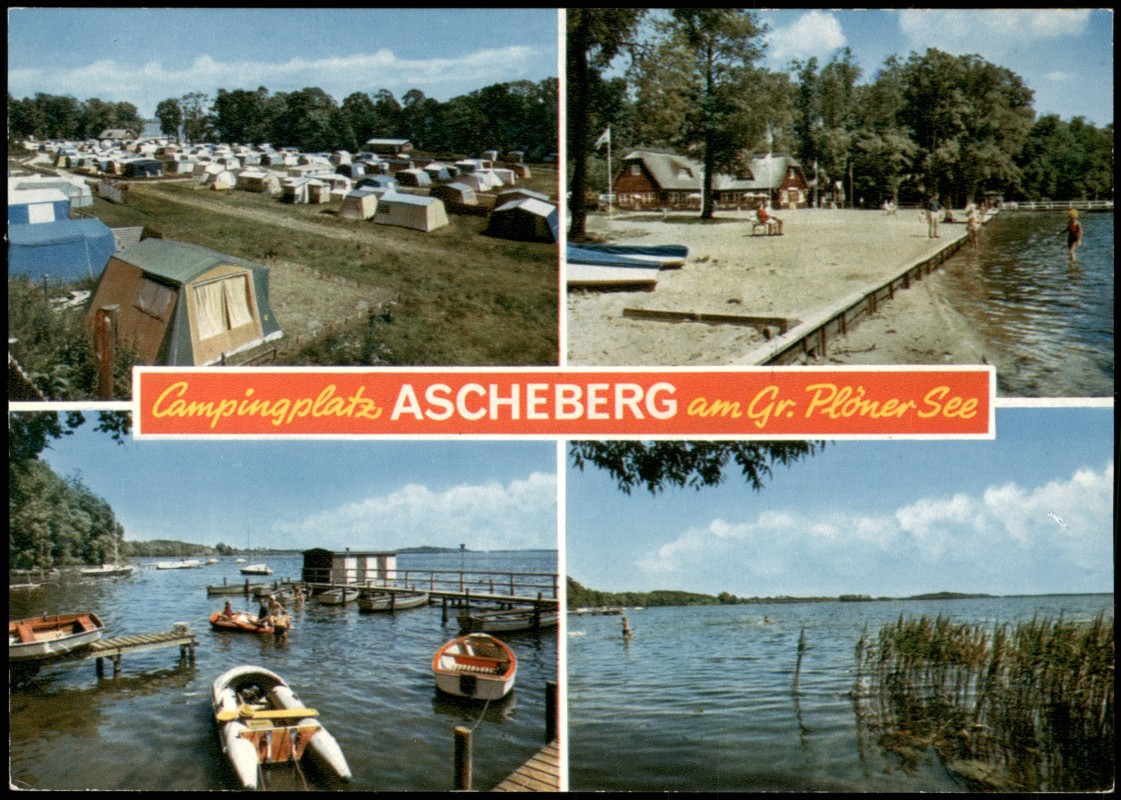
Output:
630,163,641,176
194,274,254,340
135,277,176,321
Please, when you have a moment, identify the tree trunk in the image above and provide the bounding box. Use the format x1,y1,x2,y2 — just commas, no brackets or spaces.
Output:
568,16,591,241
701,44,716,220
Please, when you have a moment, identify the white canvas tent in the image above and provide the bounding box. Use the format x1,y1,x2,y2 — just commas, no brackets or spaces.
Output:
372,192,449,232
339,188,379,220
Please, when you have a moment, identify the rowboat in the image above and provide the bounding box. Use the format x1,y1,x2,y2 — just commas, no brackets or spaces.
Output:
211,665,352,790
9,612,105,661
209,611,276,635
317,587,359,606
239,563,272,576
357,589,429,613
457,606,559,634
432,633,516,700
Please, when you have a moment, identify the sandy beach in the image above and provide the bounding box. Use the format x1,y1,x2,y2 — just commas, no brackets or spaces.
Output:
566,208,989,367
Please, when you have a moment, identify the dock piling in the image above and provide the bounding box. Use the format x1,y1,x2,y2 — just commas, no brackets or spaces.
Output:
454,725,472,790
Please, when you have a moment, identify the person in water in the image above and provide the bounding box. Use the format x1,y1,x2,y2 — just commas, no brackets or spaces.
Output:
1065,209,1083,261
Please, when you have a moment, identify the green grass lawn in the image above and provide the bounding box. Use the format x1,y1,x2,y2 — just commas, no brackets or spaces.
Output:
87,170,559,367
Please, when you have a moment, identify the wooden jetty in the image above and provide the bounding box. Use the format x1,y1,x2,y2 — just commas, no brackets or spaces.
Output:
492,741,560,792
453,680,561,792
83,626,198,677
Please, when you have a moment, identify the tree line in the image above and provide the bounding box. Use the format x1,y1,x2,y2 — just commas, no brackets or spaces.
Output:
7,92,144,143
9,412,130,570
567,577,835,609
10,79,557,160
569,9,1113,236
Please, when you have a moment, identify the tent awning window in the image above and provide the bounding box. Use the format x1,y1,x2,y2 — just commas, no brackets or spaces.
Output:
194,275,254,341
136,277,176,321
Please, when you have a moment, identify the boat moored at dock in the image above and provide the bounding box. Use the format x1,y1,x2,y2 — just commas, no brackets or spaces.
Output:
358,589,429,612
433,633,516,700
9,612,106,661
457,605,559,634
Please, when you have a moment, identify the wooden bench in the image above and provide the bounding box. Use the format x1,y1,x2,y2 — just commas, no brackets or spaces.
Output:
751,220,777,236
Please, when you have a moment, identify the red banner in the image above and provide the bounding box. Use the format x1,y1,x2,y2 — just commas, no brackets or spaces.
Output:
134,367,994,438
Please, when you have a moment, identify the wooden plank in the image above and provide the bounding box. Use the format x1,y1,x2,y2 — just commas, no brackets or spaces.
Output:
623,307,797,332
493,743,560,792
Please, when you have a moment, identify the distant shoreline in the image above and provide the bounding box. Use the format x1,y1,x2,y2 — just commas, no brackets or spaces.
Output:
567,577,1112,609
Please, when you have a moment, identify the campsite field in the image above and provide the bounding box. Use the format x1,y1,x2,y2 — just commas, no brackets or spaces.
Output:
84,166,559,367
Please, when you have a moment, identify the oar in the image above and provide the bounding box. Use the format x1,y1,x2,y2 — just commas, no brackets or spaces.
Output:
216,705,319,722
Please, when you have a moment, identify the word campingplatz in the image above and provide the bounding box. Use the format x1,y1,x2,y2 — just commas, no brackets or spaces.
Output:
150,382,384,428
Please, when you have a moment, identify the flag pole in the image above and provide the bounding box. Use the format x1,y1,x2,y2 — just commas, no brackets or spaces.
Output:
606,127,613,217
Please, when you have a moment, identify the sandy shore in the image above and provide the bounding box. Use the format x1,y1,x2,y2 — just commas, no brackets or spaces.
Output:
566,208,989,367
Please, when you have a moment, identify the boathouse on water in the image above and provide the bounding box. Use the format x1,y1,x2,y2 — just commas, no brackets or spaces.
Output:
302,548,398,586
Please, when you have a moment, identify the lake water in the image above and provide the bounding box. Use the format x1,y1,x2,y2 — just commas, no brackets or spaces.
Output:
567,594,1112,792
9,551,557,792
938,211,1113,397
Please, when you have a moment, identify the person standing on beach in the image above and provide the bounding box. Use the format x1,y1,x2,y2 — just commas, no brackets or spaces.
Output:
926,193,942,238
1065,209,1083,261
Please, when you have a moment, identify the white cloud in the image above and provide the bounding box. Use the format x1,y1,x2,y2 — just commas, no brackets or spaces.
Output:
632,462,1112,597
8,45,542,116
1044,71,1077,83
766,11,847,65
898,10,1092,59
277,471,556,552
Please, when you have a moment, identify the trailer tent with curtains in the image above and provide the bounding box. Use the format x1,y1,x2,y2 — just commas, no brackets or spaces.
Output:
8,218,116,283
87,238,282,366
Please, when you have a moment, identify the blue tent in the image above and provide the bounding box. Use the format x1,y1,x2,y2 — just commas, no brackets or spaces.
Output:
8,218,117,283
8,188,71,224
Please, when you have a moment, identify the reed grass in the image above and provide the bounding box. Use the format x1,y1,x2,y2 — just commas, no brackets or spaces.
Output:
854,613,1113,791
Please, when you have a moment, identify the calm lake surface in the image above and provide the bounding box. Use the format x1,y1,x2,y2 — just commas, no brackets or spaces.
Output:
9,551,557,792
938,211,1113,397
568,594,1112,792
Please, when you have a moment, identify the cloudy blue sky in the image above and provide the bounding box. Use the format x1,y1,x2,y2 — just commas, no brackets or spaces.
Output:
568,406,1113,599
36,424,559,553
757,9,1113,126
7,8,559,118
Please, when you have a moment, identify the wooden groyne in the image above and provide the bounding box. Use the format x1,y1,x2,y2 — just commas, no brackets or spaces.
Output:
742,212,997,365
1001,199,1112,212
